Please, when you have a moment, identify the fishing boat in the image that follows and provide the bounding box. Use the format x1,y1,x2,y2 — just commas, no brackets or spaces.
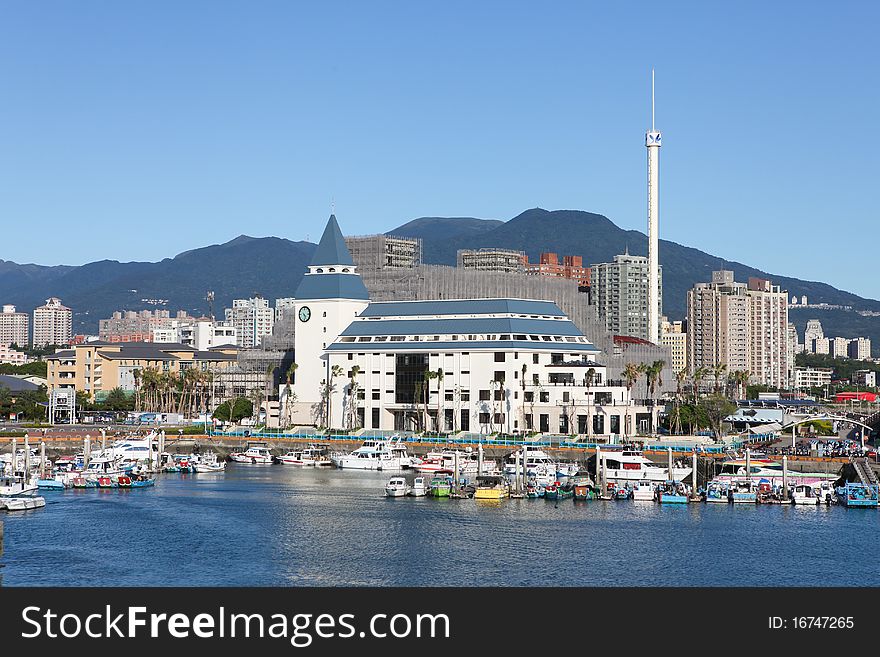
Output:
71,477,91,488
96,476,116,489
193,452,226,473
36,478,65,490
613,484,630,500
655,481,689,504
571,470,595,500
384,477,411,497
408,476,429,497
82,456,125,482
526,482,545,498
836,483,879,507
429,472,454,498
130,476,155,488
1,496,46,511
278,444,332,466
331,437,417,471
631,481,655,501
727,479,758,504
416,449,497,476
473,475,509,500
543,480,574,501
791,484,819,505
704,481,729,503
502,446,560,485
0,472,39,498
229,445,274,464
117,476,132,488
813,481,835,504
597,448,692,484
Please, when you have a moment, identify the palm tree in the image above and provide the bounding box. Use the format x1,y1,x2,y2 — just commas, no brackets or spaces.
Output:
423,370,439,433
435,368,445,432
283,362,298,428
520,363,528,433
692,366,708,404
672,367,688,435
585,366,596,441
347,365,361,429
730,369,750,401
327,364,344,430
712,363,727,394
132,368,141,412
622,362,643,439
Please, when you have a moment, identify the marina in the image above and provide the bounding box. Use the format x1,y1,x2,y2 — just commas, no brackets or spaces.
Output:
2,461,880,587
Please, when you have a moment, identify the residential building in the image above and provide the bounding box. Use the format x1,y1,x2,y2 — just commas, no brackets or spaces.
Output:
224,295,275,349
803,319,824,352
793,367,833,390
152,321,237,351
45,342,239,402
457,248,526,273
786,323,799,387
524,252,591,289
33,297,72,348
660,318,687,373
849,337,871,360
0,343,28,365
746,277,789,388
852,370,876,388
813,337,830,355
591,252,663,342
0,305,29,348
686,271,749,375
99,310,196,342
274,297,297,323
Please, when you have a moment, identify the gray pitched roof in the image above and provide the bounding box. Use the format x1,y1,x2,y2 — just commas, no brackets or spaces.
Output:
0,374,40,392
310,215,354,266
340,317,584,338
293,273,370,301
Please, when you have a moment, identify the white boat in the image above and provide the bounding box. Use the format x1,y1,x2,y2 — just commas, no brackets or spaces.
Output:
229,446,274,464
631,481,655,501
597,449,692,484
0,473,39,498
82,456,125,481
704,480,729,503
408,476,429,497
2,496,46,511
503,446,562,485
384,476,411,497
331,438,418,471
278,444,333,466
712,456,837,487
193,452,226,473
791,484,819,505
416,449,498,476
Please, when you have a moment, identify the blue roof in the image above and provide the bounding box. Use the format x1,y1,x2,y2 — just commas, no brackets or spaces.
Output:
340,317,584,338
294,273,369,301
359,299,564,318
310,215,354,266
327,340,599,353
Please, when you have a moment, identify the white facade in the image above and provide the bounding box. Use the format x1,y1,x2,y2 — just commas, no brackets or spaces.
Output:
794,367,832,390
646,70,662,345
849,337,871,361
852,370,876,388
275,297,297,322
0,343,28,365
33,297,72,348
153,320,237,351
225,296,274,349
746,277,789,388
830,337,850,359
0,305,29,348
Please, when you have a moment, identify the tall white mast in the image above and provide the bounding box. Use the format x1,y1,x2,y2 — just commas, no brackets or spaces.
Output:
646,69,662,344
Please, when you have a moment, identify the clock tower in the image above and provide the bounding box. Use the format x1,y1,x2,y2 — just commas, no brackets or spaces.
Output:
291,214,370,424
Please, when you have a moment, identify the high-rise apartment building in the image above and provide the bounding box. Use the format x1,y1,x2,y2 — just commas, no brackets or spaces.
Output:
830,337,851,359
686,270,749,375
804,319,824,351
0,305,29,347
591,252,663,342
746,277,789,388
99,310,195,342
848,337,871,360
660,318,687,373
224,295,275,349
33,297,72,348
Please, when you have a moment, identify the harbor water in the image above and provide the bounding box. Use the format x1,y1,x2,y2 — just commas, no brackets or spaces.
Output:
1,465,878,587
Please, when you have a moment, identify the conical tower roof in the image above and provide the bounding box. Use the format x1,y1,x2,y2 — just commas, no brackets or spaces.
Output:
310,215,354,266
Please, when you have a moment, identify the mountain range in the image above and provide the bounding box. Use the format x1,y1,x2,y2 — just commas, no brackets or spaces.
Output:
2,208,877,351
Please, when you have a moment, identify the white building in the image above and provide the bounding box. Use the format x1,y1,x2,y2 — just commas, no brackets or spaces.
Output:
275,297,297,323
793,367,832,390
804,319,823,352
280,215,658,437
746,277,789,388
225,295,275,349
591,251,663,342
848,337,871,361
152,320,237,351
0,305,29,348
830,337,850,359
33,297,72,348
0,343,28,365
852,370,876,388
813,337,830,355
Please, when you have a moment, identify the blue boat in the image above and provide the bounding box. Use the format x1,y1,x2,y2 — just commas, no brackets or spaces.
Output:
837,483,878,507
36,478,65,490
656,481,689,504
728,480,757,504
130,478,156,488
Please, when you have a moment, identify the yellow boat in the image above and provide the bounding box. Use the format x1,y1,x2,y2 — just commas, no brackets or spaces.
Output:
473,475,509,500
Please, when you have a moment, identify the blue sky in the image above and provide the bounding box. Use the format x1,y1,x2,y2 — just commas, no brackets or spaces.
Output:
1,2,877,298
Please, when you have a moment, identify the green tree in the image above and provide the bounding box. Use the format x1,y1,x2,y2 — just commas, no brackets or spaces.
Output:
699,395,736,439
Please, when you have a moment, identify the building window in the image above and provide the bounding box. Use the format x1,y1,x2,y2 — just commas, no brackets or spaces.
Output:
494,352,505,362
540,391,549,403
533,354,539,364
479,389,490,401
524,391,534,402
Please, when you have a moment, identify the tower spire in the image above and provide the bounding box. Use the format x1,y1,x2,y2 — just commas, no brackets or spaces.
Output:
645,69,662,344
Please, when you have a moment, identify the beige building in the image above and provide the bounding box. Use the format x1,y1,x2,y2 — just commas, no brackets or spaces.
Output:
33,297,72,348
660,318,687,373
0,343,28,365
224,295,275,349
0,305,29,347
746,277,789,388
687,271,750,375
46,341,238,402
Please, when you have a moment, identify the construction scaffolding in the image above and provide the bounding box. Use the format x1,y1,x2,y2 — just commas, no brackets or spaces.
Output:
346,234,422,271
457,248,526,272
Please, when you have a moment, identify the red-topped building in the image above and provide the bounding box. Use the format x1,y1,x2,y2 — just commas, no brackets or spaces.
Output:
524,252,591,289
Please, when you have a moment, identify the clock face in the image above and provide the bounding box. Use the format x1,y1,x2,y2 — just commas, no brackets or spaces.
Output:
298,306,311,322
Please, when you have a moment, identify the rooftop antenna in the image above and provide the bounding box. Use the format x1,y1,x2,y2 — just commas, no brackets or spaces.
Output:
206,291,215,321
652,68,655,131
